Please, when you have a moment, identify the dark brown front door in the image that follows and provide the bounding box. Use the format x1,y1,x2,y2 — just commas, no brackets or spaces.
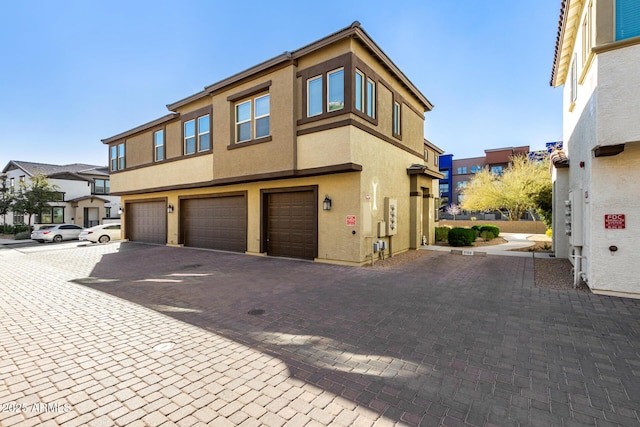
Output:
126,201,167,244
266,190,317,260
181,196,246,252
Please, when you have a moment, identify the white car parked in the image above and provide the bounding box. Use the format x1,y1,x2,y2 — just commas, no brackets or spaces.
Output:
31,224,84,243
79,223,122,243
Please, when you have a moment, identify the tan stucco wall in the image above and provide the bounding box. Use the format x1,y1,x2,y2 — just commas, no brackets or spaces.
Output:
211,66,296,178
111,155,214,194
125,132,152,168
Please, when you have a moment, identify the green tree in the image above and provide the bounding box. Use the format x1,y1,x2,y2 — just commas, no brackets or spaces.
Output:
0,181,12,233
531,185,553,228
460,156,551,221
12,174,59,229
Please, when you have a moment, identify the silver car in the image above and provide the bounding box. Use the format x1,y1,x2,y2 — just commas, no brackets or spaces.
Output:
31,224,84,243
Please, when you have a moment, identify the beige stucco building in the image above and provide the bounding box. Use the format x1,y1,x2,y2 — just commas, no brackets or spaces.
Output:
550,0,640,297
102,22,443,265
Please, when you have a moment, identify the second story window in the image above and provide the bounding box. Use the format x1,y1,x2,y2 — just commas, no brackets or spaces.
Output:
111,143,125,171
93,179,110,195
570,53,577,105
366,78,376,119
327,68,344,112
307,76,323,117
184,114,211,155
154,130,164,161
393,101,401,136
457,167,467,174
118,143,125,170
198,115,211,151
355,70,364,112
10,177,15,193
236,94,270,143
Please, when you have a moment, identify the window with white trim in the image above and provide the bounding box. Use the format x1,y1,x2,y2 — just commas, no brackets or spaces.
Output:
118,143,125,170
570,53,577,104
184,114,210,154
198,115,211,151
110,143,125,171
235,94,270,143
154,129,164,161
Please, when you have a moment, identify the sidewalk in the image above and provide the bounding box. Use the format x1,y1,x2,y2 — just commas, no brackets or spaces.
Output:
422,233,554,258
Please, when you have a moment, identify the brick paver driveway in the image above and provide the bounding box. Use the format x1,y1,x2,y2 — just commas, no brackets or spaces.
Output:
1,242,639,426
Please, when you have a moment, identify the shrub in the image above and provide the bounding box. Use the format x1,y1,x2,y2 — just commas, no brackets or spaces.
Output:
479,225,500,239
14,231,31,240
545,229,553,239
447,227,477,247
479,230,494,241
435,226,450,242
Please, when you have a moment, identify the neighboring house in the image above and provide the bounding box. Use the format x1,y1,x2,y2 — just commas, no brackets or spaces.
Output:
101,22,444,265
550,0,640,297
1,161,120,228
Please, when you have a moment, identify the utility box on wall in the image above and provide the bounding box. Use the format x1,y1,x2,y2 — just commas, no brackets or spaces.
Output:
377,221,387,238
384,198,398,236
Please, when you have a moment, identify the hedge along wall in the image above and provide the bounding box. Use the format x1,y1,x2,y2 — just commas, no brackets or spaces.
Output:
438,220,547,234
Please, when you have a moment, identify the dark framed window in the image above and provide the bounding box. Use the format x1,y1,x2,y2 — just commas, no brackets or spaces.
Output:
327,68,344,112
93,179,110,195
307,76,323,117
39,207,64,224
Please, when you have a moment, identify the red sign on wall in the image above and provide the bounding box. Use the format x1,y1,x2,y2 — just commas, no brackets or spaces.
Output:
604,214,625,229
346,215,357,226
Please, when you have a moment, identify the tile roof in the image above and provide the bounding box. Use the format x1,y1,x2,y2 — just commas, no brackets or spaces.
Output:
3,161,109,177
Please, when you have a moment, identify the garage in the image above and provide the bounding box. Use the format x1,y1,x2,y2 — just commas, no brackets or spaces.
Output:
181,195,247,252
126,200,167,244
265,189,317,260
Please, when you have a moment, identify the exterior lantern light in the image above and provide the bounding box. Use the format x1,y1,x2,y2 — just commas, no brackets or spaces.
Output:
323,195,332,211
167,204,174,213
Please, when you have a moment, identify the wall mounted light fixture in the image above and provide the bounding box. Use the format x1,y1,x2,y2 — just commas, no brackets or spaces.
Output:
323,195,332,211
118,207,124,215
167,204,174,213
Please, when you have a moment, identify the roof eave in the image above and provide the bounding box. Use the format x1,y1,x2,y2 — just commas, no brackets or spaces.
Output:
102,113,179,144
551,0,584,87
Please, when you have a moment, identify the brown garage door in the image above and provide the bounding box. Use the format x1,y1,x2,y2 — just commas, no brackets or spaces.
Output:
267,190,317,260
126,201,167,244
181,196,246,252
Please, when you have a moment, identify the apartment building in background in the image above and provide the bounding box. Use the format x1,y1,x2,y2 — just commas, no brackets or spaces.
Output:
438,146,531,217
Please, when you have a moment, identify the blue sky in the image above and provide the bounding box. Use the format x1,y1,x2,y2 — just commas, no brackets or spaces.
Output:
0,0,562,167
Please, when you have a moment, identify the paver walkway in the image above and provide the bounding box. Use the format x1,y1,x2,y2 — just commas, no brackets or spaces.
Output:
1,242,639,426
